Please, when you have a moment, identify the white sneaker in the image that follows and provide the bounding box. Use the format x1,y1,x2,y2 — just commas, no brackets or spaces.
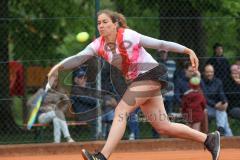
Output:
129,133,135,140
67,137,75,143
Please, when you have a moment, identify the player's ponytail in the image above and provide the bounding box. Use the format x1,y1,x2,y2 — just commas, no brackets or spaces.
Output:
115,12,128,28
97,9,128,28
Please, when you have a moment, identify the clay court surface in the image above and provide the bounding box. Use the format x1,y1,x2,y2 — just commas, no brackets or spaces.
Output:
1,149,240,160
1,138,240,160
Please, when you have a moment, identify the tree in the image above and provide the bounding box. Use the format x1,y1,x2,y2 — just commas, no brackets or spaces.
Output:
8,0,96,66
0,0,97,137
158,0,206,67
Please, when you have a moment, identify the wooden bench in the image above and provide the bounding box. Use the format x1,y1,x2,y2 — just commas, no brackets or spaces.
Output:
23,121,89,142
26,121,88,127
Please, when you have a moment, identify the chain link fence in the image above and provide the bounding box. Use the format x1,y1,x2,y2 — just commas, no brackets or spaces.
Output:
0,0,240,144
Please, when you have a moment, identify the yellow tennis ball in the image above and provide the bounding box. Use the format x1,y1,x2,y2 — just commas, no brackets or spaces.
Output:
76,32,89,42
190,76,201,85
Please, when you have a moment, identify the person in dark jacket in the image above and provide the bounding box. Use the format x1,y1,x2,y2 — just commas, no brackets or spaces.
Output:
201,64,233,136
71,67,97,120
174,62,195,105
225,64,240,120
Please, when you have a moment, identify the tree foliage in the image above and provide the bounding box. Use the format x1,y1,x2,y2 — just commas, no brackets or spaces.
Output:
8,0,96,66
7,0,240,66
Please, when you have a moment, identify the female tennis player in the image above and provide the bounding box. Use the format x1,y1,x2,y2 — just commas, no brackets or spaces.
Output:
48,9,220,160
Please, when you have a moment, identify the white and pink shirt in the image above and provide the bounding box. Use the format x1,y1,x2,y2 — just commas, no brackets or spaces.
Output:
60,28,185,80
90,28,158,80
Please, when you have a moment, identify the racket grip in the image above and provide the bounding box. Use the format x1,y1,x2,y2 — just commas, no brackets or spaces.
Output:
46,75,55,92
45,82,51,92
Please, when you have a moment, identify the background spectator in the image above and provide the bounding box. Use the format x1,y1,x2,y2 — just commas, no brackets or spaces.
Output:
206,43,230,88
174,62,195,106
27,78,74,143
181,75,206,132
201,64,233,136
225,64,240,120
158,51,176,114
70,67,97,139
102,95,117,139
230,64,240,84
71,67,97,120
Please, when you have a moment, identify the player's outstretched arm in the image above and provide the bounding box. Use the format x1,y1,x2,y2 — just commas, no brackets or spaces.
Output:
48,45,95,85
139,34,199,71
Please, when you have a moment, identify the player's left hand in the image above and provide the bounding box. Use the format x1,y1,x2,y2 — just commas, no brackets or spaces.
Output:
184,48,199,71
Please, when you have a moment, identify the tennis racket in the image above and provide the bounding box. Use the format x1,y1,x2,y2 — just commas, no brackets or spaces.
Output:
26,82,51,130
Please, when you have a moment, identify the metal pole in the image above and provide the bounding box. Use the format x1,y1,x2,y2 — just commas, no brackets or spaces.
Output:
95,0,102,139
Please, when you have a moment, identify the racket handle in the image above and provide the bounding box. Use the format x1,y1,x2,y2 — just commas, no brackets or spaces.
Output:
46,75,56,92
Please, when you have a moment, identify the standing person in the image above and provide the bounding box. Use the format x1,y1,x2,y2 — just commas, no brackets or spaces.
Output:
206,43,230,87
48,9,220,160
27,78,74,143
174,62,208,133
181,75,206,131
158,51,176,114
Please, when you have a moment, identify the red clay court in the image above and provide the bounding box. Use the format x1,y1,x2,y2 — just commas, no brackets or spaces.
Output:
1,137,240,160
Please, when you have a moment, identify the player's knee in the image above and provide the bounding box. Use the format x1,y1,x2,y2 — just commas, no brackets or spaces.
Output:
158,128,168,135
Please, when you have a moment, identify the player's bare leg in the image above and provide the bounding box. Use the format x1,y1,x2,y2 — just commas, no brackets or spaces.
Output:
140,90,220,160
81,80,160,160
140,93,206,142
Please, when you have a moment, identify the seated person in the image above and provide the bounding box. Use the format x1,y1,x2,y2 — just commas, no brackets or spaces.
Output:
181,74,206,132
70,67,97,121
229,64,240,84
174,62,195,106
70,67,97,139
201,64,233,136
27,78,74,143
225,64,240,120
